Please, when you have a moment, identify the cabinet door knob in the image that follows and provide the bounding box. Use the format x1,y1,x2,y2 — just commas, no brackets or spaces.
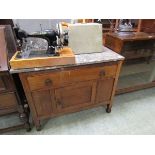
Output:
99,70,105,77
45,79,53,86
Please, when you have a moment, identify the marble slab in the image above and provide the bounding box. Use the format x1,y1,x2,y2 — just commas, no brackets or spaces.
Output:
10,46,124,74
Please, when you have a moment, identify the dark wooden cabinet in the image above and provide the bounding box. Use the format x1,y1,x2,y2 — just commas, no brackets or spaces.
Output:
0,25,30,133
0,74,18,114
0,25,18,116
105,32,155,94
19,61,122,131
105,32,155,54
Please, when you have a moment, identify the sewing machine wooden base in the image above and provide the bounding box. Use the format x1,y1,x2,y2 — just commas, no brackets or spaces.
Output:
10,48,76,69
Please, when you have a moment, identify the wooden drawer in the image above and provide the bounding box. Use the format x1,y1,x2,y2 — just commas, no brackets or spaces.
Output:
62,64,117,84
123,49,153,60
27,72,61,91
0,92,18,109
27,64,117,91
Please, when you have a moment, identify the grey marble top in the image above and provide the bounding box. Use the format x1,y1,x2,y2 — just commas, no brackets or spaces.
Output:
10,46,124,74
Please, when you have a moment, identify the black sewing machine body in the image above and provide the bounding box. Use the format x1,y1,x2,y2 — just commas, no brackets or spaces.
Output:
14,25,68,59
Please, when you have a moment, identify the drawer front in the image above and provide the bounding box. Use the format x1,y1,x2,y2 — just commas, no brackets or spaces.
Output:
0,92,18,109
123,49,153,60
27,64,117,91
62,64,117,84
27,72,61,91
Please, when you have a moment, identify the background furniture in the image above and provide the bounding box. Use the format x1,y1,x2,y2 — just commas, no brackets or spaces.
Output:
93,19,141,44
0,25,30,133
105,32,155,94
139,19,155,33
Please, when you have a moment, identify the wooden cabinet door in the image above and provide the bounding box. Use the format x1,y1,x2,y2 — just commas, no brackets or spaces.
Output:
96,78,115,104
55,81,97,113
31,90,54,118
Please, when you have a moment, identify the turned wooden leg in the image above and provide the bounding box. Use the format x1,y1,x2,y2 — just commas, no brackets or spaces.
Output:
24,103,31,132
18,104,31,132
106,104,112,113
19,113,31,132
35,120,42,131
146,56,151,64
12,74,31,132
25,122,31,132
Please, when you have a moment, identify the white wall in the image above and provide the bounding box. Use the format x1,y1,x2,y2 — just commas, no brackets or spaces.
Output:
13,19,71,33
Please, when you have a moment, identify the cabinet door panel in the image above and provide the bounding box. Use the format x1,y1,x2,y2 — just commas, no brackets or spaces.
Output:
0,77,6,92
0,75,14,93
96,78,115,104
31,90,54,117
55,81,96,112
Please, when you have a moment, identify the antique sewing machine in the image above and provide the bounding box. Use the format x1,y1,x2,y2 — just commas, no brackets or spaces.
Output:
10,22,103,69
10,23,75,69
14,23,69,57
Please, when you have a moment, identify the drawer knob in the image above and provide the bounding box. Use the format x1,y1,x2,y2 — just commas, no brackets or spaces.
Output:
99,70,106,77
57,99,63,107
45,79,53,86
